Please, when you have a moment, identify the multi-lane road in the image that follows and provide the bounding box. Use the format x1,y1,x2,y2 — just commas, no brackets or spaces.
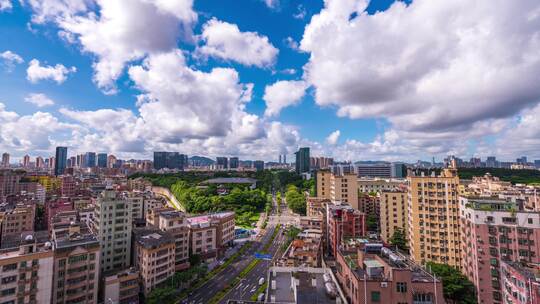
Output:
183,194,297,304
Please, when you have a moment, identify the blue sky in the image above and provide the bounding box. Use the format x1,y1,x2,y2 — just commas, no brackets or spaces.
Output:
0,0,539,162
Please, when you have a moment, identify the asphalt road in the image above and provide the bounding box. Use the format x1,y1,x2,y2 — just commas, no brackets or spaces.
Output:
182,195,282,304
219,225,286,303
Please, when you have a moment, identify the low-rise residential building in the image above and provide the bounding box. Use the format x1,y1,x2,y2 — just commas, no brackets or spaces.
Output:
133,228,175,296
0,201,35,245
279,229,323,267
157,210,190,271
460,196,540,304
335,244,445,304
327,203,366,257
46,199,73,230
51,221,100,304
103,268,140,304
0,231,54,304
307,197,331,217
267,266,346,304
380,190,407,243
187,217,217,260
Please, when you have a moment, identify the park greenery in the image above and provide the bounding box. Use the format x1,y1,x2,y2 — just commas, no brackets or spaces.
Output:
146,264,208,304
426,262,477,304
285,185,306,215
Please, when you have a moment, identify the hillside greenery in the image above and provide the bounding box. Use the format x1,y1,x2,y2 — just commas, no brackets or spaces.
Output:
457,168,540,184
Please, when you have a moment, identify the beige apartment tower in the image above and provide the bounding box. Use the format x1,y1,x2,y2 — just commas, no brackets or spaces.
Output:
316,170,358,209
407,168,461,268
380,190,407,243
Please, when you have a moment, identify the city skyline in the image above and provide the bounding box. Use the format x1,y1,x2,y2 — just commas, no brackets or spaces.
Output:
1,0,540,161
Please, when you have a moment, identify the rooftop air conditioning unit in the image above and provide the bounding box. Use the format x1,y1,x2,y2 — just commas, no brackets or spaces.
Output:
381,282,388,288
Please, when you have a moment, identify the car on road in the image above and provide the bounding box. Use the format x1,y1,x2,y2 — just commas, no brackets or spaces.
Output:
258,277,265,285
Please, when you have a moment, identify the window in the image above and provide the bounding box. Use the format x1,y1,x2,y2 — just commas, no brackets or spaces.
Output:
2,263,17,271
1,288,16,296
371,291,381,302
396,282,407,293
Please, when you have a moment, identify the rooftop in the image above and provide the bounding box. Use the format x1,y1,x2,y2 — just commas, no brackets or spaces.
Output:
134,228,175,248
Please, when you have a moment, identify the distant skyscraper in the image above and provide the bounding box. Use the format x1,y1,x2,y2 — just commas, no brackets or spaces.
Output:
253,160,264,172
279,155,282,164
22,155,30,167
97,153,108,168
153,152,187,170
1,153,9,167
283,154,286,164
294,147,310,174
216,157,228,169
486,156,497,168
517,156,528,164
85,152,96,168
535,160,540,169
229,157,239,169
69,156,76,168
108,155,117,168
35,156,44,168
55,147,68,176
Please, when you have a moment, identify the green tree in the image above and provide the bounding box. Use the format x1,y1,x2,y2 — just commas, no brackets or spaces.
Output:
366,214,378,232
146,287,176,304
426,262,477,304
285,185,306,215
389,228,408,251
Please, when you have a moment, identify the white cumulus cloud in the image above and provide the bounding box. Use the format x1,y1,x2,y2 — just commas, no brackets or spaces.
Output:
26,59,76,84
24,93,55,107
0,0,12,11
198,18,279,68
326,130,340,145
0,50,23,71
264,80,307,117
301,0,540,134
27,0,197,94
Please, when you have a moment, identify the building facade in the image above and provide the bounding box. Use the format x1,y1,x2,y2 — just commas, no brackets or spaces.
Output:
460,196,540,304
407,168,461,268
380,190,407,243
92,190,133,273
55,147,68,176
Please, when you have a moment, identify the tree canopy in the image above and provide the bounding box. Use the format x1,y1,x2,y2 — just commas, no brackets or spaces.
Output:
426,262,477,304
389,228,408,252
285,185,306,215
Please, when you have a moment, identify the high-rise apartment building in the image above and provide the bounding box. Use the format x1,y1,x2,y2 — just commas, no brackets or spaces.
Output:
107,155,117,168
133,228,175,296
380,190,407,243
295,147,310,174
51,221,100,304
97,153,107,168
92,190,133,273
316,170,358,208
0,232,54,304
22,155,30,167
459,196,540,304
500,261,540,304
153,152,187,170
55,146,68,176
35,156,44,168
216,157,228,169
407,168,461,267
229,157,239,169
0,170,22,202
253,160,264,171
1,153,9,167
85,152,96,168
